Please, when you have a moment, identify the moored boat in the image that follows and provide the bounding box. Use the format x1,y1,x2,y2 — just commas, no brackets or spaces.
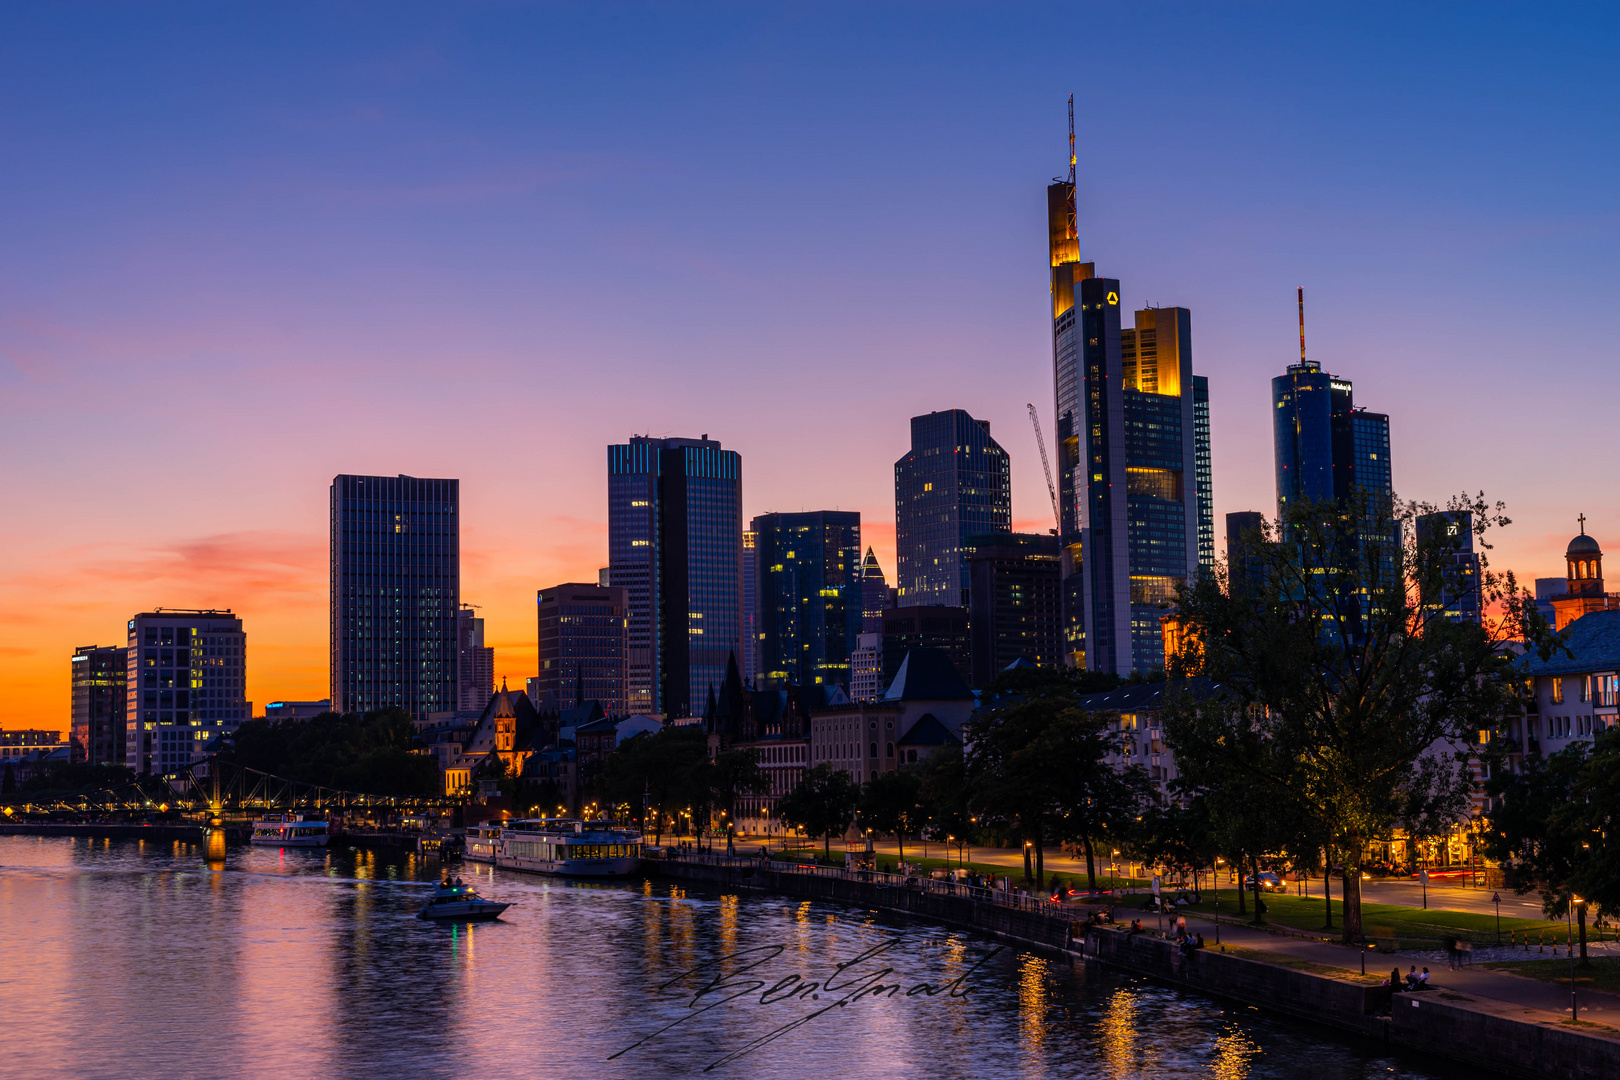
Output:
418,878,510,921
250,813,330,847
494,818,643,877
463,823,501,863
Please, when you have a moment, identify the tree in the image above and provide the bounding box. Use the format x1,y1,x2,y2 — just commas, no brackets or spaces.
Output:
596,726,709,844
777,764,859,862
224,708,438,795
859,767,925,863
1167,492,1545,944
915,745,972,850
707,748,769,854
1040,710,1154,893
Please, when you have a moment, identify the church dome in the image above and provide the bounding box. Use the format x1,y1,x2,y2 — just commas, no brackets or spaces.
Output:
1568,533,1601,557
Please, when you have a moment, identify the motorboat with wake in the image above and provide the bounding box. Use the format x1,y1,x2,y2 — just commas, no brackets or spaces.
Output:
417,877,511,921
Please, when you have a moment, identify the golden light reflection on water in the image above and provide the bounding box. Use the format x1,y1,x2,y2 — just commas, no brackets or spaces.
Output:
1099,987,1140,1079
1208,1028,1260,1079
1018,954,1050,1047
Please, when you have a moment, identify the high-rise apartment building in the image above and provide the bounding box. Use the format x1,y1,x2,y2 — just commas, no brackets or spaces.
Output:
457,606,494,713
1048,166,1212,675
125,610,246,775
894,410,1010,608
752,511,862,689
742,529,759,681
965,532,1063,687
607,436,743,717
71,645,126,766
536,582,629,716
330,474,460,720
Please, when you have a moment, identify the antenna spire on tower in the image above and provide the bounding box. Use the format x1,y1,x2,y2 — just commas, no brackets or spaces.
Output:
1068,93,1076,185
1298,286,1307,365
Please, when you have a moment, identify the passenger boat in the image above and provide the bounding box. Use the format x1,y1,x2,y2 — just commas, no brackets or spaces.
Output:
463,823,502,863
494,818,643,877
418,877,510,921
250,813,330,847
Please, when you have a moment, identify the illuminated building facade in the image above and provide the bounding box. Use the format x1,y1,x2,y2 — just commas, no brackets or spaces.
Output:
71,644,126,766
535,582,629,716
607,436,743,717
1048,170,1211,675
1547,521,1620,630
752,511,862,689
894,409,1010,608
330,474,460,721
125,609,247,775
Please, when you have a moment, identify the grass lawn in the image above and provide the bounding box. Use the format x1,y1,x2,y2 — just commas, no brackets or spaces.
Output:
1485,956,1620,995
765,847,1144,889
1181,890,1572,946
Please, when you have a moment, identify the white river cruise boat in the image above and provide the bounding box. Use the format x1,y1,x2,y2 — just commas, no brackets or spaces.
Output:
464,823,501,863
494,818,643,877
250,814,330,847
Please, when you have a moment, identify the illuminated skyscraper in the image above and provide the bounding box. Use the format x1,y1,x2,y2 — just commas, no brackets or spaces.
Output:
1048,162,1212,675
330,474,460,720
742,529,759,680
894,410,1010,608
125,609,246,775
752,511,862,688
859,547,888,633
608,436,743,717
71,644,126,766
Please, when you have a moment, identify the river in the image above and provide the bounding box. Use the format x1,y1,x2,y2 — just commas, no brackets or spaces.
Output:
0,835,1472,1080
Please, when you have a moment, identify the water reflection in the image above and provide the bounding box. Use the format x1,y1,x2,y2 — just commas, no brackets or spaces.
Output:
0,837,1467,1080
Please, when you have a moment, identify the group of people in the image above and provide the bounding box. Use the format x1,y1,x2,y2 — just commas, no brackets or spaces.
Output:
1386,965,1433,991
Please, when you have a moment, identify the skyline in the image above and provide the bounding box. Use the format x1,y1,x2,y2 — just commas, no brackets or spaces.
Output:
5,4,1620,722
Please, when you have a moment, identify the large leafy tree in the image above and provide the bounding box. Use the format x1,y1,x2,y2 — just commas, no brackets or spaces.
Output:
225,708,438,795
1166,492,1543,944
859,767,925,863
596,725,709,844
777,763,859,862
706,748,769,854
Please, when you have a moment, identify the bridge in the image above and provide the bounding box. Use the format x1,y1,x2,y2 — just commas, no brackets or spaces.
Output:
1,755,459,816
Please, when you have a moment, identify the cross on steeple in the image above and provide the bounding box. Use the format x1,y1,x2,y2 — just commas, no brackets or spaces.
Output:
1579,513,1587,535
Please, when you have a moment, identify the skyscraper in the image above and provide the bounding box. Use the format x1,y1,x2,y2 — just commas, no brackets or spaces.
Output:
859,547,889,633
457,606,494,713
1047,143,1212,675
125,609,246,775
742,529,759,681
608,436,743,717
965,532,1063,686
71,645,126,766
752,511,863,689
1416,511,1481,624
536,582,628,715
330,474,460,720
894,409,1010,608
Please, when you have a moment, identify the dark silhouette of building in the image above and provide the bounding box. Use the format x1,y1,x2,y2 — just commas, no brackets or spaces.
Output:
881,605,969,688
457,606,494,713
71,645,126,765
1416,510,1482,624
965,532,1062,687
752,511,862,690
536,583,629,716
608,436,742,717
894,410,1010,608
330,474,460,720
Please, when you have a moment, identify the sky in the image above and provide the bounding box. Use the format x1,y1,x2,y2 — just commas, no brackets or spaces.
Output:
3,2,1618,725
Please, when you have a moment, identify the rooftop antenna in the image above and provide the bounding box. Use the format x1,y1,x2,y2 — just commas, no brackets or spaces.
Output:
1068,93,1076,185
1298,286,1307,365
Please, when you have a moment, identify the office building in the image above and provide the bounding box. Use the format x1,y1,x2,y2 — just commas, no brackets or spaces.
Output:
1048,160,1212,675
849,633,884,702
457,606,494,713
607,436,743,717
965,532,1063,686
742,529,759,680
1225,511,1267,598
125,610,247,775
536,582,629,716
1416,510,1482,624
894,409,1010,608
752,511,862,689
262,700,332,723
881,605,970,687
71,645,126,766
330,474,460,720
859,547,889,633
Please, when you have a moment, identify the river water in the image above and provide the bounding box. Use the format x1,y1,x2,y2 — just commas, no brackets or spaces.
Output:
0,835,1472,1080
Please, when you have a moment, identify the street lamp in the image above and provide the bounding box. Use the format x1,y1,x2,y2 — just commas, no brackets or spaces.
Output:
1492,891,1502,944
1569,894,1582,1022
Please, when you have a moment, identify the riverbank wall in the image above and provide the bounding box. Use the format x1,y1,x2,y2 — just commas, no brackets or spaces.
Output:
661,858,1620,1080
0,822,229,842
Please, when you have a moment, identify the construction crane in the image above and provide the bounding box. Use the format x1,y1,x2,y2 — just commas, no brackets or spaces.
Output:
1027,403,1061,535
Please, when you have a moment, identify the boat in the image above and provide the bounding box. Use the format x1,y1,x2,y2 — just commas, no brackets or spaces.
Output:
493,818,643,877
250,813,330,847
417,877,511,921
463,823,501,863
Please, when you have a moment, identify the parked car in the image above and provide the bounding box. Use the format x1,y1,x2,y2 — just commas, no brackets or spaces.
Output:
1243,871,1286,891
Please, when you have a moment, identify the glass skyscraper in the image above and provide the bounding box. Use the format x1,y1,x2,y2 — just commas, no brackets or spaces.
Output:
894,409,1010,608
608,436,742,717
752,511,862,689
1048,176,1212,674
125,609,246,775
330,474,460,720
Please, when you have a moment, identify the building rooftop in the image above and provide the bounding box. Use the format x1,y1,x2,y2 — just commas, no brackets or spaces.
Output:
882,648,974,702
1521,609,1620,677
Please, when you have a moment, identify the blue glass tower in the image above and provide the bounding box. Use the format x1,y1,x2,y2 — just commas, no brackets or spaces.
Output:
608,436,742,717
330,474,460,720
894,410,1011,608
752,511,862,688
